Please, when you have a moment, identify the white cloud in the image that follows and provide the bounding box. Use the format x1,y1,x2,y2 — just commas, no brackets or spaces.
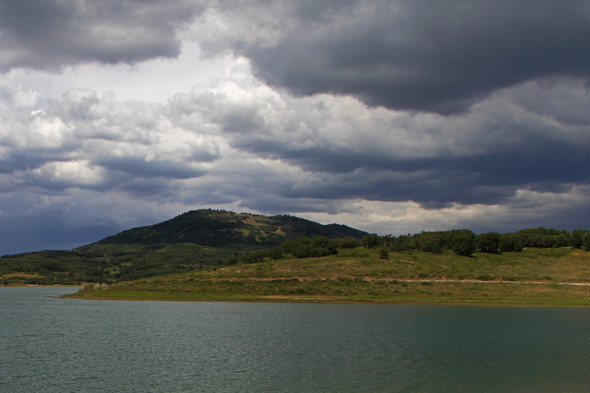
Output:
0,42,239,105
28,160,106,187
1,2,590,254
299,184,590,236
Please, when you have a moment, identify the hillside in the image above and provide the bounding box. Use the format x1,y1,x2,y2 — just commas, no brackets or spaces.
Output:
0,209,367,285
81,210,365,250
70,247,590,307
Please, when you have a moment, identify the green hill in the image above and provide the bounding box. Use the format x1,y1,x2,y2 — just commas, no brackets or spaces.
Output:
70,247,590,307
0,209,367,285
82,210,365,249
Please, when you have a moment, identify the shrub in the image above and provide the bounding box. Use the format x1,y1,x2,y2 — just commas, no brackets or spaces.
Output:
478,232,501,254
224,255,238,265
334,237,361,249
499,233,523,252
390,234,417,251
417,233,443,253
571,229,590,249
361,234,381,248
447,229,477,257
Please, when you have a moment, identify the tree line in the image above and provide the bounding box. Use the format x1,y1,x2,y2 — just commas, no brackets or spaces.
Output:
229,227,590,264
361,227,590,257
226,236,359,265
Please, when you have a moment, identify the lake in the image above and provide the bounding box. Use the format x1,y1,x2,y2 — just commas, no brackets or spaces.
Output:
1,287,589,392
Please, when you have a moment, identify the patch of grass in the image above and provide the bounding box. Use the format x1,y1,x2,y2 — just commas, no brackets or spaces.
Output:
67,247,590,307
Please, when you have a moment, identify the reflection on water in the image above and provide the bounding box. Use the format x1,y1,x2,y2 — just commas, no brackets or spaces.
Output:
1,287,589,393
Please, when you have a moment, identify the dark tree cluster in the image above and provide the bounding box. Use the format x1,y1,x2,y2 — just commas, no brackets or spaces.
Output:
229,236,361,265
362,229,480,256
359,227,590,257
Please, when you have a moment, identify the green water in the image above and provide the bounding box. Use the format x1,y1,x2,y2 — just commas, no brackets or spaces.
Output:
1,287,589,392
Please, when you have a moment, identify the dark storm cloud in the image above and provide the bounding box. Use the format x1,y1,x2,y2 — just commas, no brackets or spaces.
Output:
96,156,206,180
0,0,206,71
208,1,590,113
256,136,590,208
2,0,590,254
117,177,183,198
0,151,47,174
0,212,118,254
200,78,590,209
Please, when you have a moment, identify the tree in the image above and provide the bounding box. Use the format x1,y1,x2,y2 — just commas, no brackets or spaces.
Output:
499,233,523,252
448,229,478,257
361,234,381,248
310,236,337,254
514,227,567,248
390,234,417,251
334,237,360,249
571,230,589,249
417,232,443,253
281,236,338,259
478,232,500,254
224,255,238,265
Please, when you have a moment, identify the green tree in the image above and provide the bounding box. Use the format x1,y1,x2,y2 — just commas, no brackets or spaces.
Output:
478,232,500,254
417,232,443,253
381,235,395,248
361,234,381,249
499,233,523,252
281,236,338,259
310,236,337,254
224,255,238,265
390,234,417,251
448,229,478,257
334,237,360,249
571,230,589,249
514,227,568,248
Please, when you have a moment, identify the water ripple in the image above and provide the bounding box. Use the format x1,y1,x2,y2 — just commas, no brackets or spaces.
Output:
2,288,590,392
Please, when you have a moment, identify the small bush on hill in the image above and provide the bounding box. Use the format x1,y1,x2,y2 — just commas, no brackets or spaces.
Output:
478,232,501,254
499,233,524,252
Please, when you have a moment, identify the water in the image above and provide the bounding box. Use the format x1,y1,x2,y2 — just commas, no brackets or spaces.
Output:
1,287,589,393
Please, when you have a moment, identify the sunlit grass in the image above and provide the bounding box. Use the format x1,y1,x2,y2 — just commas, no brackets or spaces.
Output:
68,247,590,307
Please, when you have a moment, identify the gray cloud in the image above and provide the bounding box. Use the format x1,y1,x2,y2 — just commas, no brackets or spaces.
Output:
0,0,206,71
167,78,590,209
6,1,589,114
0,187,187,254
0,88,220,196
97,157,206,180
2,74,588,229
0,212,117,254
197,1,590,113
1,1,590,254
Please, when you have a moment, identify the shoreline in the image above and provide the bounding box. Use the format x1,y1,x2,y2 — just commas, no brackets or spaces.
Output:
64,290,590,308
1,284,83,288
64,295,590,308
11,247,590,308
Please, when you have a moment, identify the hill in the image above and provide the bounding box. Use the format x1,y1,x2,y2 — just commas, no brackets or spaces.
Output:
0,209,367,285
82,210,365,249
70,247,590,307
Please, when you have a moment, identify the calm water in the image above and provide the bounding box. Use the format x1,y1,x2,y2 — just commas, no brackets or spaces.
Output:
1,287,589,393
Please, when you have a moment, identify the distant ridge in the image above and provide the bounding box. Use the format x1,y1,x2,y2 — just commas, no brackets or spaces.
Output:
1,209,368,284
83,209,366,249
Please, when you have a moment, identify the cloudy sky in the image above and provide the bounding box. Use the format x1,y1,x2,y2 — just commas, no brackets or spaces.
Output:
1,1,590,254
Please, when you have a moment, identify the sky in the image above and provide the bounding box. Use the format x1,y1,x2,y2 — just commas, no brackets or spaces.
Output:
1,0,590,254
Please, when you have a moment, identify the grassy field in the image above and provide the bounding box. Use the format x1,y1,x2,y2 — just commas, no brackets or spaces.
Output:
67,247,590,307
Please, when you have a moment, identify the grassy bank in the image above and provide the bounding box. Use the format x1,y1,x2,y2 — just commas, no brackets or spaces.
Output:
67,247,590,307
